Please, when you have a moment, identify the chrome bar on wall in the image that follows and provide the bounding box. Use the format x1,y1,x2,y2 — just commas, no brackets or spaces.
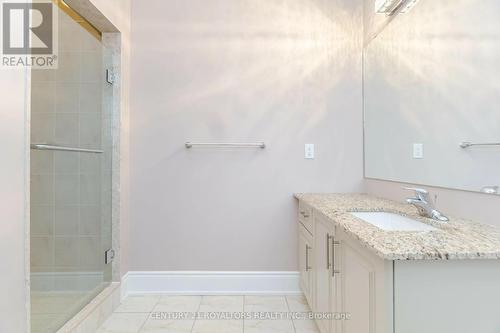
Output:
185,142,266,149
31,143,103,154
460,142,500,149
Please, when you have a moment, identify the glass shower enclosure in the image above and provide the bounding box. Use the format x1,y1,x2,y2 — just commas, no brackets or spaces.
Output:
30,3,113,332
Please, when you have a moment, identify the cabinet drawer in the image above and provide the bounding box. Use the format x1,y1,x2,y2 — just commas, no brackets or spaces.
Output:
298,201,313,233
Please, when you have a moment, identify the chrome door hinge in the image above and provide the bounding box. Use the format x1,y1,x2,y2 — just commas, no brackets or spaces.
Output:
105,249,115,264
106,69,116,84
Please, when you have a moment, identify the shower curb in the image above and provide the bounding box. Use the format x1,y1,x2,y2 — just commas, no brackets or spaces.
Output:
56,282,121,333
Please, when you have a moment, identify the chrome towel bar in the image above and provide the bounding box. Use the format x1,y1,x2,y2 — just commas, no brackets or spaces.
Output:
185,142,266,149
31,143,103,154
460,142,500,149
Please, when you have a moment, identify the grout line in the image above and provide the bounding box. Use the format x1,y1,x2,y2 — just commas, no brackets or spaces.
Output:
284,295,291,312
50,108,56,279
284,296,297,333
106,295,311,333
135,312,150,333
190,296,203,333
113,309,160,313
242,295,245,333
125,295,163,333
151,294,162,312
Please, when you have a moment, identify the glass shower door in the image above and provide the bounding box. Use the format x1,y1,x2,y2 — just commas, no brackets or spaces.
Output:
30,3,112,332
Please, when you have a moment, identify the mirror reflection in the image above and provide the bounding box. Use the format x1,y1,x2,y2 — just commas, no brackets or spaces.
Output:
364,0,500,194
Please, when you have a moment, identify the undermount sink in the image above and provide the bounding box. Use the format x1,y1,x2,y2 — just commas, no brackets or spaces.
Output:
350,212,438,231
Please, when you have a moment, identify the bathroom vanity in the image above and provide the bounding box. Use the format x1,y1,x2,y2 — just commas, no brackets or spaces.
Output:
296,193,500,333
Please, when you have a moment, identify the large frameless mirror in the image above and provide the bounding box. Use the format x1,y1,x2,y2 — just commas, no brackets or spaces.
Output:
364,0,500,195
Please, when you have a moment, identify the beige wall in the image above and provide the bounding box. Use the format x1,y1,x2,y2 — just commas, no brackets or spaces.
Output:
0,68,29,333
89,0,131,33
129,0,365,271
363,0,393,44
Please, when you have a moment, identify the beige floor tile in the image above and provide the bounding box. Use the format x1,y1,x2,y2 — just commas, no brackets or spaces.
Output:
31,292,85,314
192,320,243,333
245,319,295,333
116,295,161,313
31,313,60,333
96,294,311,333
198,296,244,312
153,296,202,313
96,313,149,333
140,316,194,333
286,295,311,312
244,296,288,313
293,319,320,333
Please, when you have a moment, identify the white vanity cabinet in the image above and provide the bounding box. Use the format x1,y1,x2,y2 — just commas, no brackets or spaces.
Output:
298,222,313,305
298,201,314,305
334,228,393,333
305,209,392,333
312,211,336,333
298,201,313,234
298,201,500,333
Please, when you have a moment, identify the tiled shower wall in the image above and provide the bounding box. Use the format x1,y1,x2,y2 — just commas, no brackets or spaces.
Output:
30,10,110,291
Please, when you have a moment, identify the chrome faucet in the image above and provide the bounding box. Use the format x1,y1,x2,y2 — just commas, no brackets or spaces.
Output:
481,186,499,195
404,187,449,222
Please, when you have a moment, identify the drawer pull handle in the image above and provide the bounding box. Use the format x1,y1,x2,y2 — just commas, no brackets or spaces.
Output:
305,245,312,271
300,211,310,218
332,238,340,277
326,234,332,269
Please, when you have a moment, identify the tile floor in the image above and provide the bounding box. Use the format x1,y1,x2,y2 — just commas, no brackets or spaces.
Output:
31,291,89,333
31,282,109,333
97,295,319,333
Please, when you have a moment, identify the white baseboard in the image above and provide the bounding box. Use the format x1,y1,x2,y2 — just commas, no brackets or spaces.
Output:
121,271,301,298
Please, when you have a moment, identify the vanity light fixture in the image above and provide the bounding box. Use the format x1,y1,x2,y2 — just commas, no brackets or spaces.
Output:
375,0,420,15
399,0,421,13
375,0,404,14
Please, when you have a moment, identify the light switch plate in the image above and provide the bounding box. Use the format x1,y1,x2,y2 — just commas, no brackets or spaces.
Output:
413,143,424,159
305,144,315,159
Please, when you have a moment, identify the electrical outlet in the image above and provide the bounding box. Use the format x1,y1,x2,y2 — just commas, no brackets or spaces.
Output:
305,144,315,159
413,143,424,159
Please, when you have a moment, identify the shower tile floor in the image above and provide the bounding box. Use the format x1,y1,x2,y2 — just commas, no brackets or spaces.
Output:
97,295,319,333
31,281,109,333
31,291,90,333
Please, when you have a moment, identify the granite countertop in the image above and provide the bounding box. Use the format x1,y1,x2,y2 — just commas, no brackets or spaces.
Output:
295,193,500,260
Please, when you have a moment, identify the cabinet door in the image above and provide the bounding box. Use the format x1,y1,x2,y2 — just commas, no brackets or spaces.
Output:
299,223,313,304
313,214,335,333
334,230,392,333
298,201,313,233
